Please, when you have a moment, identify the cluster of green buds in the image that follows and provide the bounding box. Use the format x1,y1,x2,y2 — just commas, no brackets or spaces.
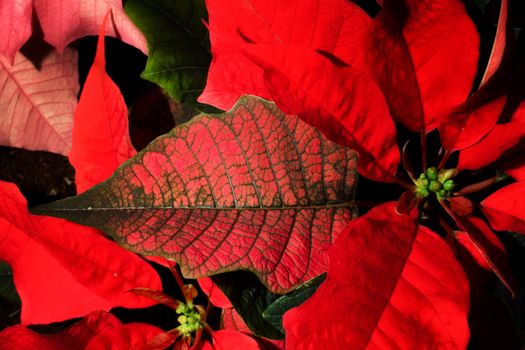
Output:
415,167,457,200
175,301,204,336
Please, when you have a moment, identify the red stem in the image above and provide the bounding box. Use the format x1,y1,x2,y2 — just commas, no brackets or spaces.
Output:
455,173,508,195
394,177,415,191
420,131,428,171
438,149,452,169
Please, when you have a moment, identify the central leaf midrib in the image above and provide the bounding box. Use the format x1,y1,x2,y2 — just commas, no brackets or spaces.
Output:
39,202,355,212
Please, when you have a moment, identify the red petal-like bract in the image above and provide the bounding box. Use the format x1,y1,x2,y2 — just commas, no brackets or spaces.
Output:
69,12,136,193
200,0,370,111
479,0,508,87
283,203,470,350
0,0,32,63
0,49,78,155
200,0,399,182
34,0,148,55
221,308,285,350
0,181,161,325
199,277,232,308
454,231,522,349
458,101,525,171
439,95,506,152
482,181,525,235
36,96,358,293
221,308,250,333
450,214,515,296
366,0,479,133
0,311,164,350
209,330,261,350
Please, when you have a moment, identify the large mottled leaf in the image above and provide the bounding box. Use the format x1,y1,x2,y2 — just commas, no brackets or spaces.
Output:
125,0,211,104
0,311,165,350
0,49,78,155
0,0,147,62
482,181,525,236
35,96,358,293
199,0,371,111
69,12,136,193
283,203,470,349
0,181,161,325
366,0,479,133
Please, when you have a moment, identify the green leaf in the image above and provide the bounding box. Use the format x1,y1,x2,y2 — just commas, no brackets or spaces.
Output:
125,0,212,105
262,273,325,334
212,271,283,339
34,96,358,294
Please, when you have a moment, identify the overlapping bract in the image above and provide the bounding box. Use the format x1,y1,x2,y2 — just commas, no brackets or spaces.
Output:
0,0,147,63
0,311,165,350
200,0,399,182
0,181,161,325
197,0,520,348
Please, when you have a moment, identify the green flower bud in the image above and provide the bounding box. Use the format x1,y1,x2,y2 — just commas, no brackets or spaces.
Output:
437,189,447,199
426,167,438,180
417,187,430,198
429,180,442,192
443,179,454,191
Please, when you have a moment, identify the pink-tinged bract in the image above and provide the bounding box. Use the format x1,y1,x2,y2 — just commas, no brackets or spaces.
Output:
0,49,78,155
33,0,148,55
0,0,32,63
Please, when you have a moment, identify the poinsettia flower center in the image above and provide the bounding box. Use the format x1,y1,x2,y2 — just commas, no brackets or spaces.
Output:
176,302,204,336
414,167,457,200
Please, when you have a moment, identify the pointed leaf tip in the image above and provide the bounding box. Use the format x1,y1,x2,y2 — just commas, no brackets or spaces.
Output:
68,9,136,193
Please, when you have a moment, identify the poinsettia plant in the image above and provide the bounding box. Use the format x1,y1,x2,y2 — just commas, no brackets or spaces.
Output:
0,0,524,349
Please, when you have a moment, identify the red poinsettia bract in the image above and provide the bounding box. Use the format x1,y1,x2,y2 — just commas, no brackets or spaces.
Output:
200,0,524,347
